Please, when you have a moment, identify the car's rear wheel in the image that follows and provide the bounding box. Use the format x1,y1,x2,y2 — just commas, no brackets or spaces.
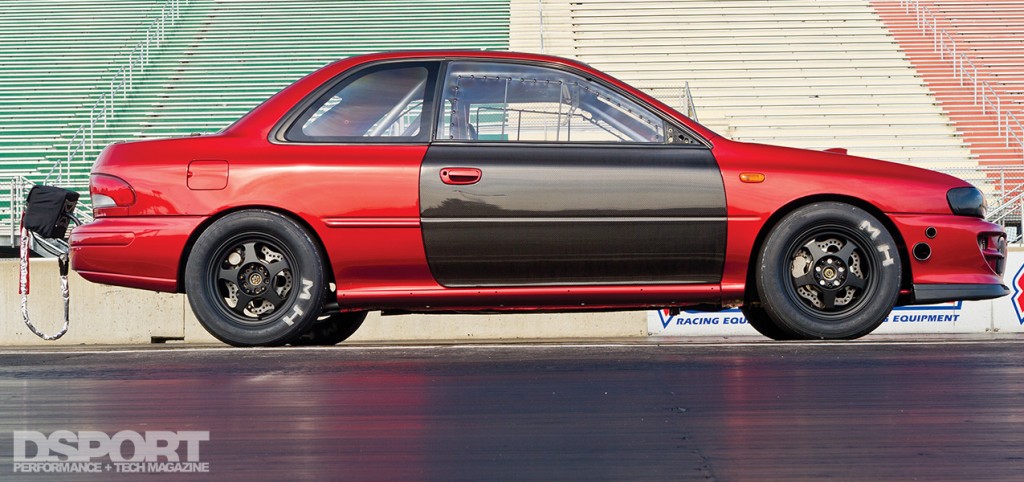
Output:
185,210,327,347
290,311,367,346
755,202,901,340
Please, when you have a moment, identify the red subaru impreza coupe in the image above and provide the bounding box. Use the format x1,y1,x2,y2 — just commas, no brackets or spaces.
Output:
70,51,1008,346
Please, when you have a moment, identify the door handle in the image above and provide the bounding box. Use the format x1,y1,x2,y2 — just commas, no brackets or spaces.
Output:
440,167,482,185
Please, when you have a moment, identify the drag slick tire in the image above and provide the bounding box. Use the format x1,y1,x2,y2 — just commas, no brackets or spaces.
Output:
185,210,328,347
290,311,367,346
740,306,794,341
754,202,901,340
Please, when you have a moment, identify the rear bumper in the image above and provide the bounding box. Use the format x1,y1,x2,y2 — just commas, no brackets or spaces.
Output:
70,216,204,292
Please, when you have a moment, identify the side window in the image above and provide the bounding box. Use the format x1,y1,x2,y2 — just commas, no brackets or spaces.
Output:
437,61,665,143
285,63,435,142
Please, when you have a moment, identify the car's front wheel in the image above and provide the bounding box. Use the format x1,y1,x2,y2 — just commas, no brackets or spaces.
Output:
290,311,367,346
740,306,794,340
754,202,901,340
185,210,328,347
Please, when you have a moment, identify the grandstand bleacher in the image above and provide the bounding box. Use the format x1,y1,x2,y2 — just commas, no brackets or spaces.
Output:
514,0,976,170
873,0,1024,168
873,0,1024,236
2,0,1023,250
0,0,169,175
0,0,510,246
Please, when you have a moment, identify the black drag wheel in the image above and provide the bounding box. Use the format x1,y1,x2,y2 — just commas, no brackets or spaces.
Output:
755,202,901,340
740,306,795,340
290,311,367,346
185,210,328,347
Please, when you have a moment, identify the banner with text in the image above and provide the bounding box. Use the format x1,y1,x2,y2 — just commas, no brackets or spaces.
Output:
649,251,1024,336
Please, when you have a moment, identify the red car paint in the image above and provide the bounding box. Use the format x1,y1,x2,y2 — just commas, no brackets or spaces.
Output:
71,51,1006,313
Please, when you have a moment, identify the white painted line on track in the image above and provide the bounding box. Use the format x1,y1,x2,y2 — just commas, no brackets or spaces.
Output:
0,338,1019,356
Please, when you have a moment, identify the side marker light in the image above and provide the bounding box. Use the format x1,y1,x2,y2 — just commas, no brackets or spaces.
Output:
739,173,765,183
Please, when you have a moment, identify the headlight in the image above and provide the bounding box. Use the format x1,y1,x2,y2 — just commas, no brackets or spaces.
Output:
947,187,986,218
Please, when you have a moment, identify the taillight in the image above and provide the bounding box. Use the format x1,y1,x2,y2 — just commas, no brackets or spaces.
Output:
90,174,136,217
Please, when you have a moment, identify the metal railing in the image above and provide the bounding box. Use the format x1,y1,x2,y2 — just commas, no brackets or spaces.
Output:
10,0,190,252
899,0,1024,240
683,81,699,123
938,165,1024,242
1,176,35,245
536,0,546,52
638,82,700,123
51,0,189,185
899,0,1024,159
0,176,93,248
938,166,1024,201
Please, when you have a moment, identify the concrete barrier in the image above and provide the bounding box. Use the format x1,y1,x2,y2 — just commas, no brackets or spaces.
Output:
0,260,647,346
2,247,1020,346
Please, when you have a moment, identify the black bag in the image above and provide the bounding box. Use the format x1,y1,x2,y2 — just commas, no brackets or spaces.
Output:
23,185,79,239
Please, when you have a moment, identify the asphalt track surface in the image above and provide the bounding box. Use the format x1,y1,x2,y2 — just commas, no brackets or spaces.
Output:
1,337,1022,481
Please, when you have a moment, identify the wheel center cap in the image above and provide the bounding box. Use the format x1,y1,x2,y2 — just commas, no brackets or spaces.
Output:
814,256,847,288
239,264,271,295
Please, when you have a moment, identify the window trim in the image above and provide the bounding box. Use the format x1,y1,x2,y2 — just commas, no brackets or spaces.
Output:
273,60,441,144
270,56,711,149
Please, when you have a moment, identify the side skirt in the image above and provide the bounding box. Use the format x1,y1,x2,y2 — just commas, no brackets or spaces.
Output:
336,284,722,312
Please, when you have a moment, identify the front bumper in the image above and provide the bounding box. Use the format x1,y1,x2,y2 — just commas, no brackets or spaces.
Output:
70,216,205,292
889,213,1008,305
912,283,1010,304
